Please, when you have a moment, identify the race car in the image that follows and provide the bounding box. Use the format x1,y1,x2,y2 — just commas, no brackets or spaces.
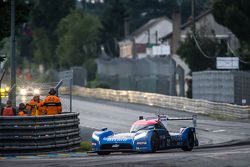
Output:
19,86,40,96
92,115,198,155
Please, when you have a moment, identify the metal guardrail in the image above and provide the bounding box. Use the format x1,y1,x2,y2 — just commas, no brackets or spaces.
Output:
0,112,80,155
61,86,250,119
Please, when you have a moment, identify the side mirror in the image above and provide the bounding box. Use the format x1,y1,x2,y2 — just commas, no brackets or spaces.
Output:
139,116,144,120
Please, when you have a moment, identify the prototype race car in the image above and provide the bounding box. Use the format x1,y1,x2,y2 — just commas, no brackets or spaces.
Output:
92,115,198,155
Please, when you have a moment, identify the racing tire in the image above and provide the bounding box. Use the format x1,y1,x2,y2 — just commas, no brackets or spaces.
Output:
97,151,111,155
150,132,159,153
181,130,194,151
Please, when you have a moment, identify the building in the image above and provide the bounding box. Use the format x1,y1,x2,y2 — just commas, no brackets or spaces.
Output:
119,17,173,59
161,10,240,51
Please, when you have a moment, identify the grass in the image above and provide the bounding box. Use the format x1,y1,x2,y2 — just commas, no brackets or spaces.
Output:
75,141,92,152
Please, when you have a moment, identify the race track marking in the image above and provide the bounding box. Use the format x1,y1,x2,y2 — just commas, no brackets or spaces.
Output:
212,129,226,133
0,152,88,160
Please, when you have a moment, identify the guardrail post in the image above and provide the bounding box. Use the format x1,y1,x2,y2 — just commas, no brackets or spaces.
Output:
70,78,73,113
55,80,63,96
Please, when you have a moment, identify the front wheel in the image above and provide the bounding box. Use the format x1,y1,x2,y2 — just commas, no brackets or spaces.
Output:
97,151,111,155
182,130,194,151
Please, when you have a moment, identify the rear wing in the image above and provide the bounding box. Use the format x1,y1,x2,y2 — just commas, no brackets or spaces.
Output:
158,115,197,128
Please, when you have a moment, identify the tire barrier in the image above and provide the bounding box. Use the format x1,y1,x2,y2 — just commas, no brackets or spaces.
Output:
0,112,80,155
61,86,250,119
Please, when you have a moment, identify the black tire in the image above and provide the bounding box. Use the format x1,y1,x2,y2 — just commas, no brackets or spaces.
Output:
97,151,111,155
150,132,159,153
182,130,194,151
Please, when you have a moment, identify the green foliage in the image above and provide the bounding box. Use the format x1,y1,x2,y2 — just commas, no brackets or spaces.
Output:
0,37,21,67
213,0,250,42
31,0,74,69
99,0,129,57
177,32,220,72
56,10,101,69
212,0,250,69
0,0,32,41
33,28,54,68
84,59,97,81
31,0,74,34
75,141,92,152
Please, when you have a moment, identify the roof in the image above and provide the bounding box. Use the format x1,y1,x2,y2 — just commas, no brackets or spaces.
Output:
133,119,158,125
160,9,213,41
131,16,172,37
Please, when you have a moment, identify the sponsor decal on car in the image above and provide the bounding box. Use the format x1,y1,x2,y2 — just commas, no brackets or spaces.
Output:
112,144,120,148
106,138,128,142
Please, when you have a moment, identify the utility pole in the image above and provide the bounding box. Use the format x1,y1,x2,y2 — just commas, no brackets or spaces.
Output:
147,29,150,45
132,37,137,59
11,0,16,106
191,0,196,35
124,17,129,38
155,30,158,45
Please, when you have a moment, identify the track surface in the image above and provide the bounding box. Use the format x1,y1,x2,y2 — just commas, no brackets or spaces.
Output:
1,144,250,167
1,96,250,167
69,96,250,145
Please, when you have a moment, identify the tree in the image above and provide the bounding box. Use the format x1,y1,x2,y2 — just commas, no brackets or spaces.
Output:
213,0,250,42
177,31,222,72
56,10,101,80
31,0,74,68
99,0,129,57
212,0,250,69
0,0,32,41
0,0,32,64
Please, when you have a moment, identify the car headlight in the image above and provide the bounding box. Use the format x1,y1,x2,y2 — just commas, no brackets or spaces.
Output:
5,86,10,92
92,133,100,141
134,132,147,140
34,89,40,95
20,89,27,95
0,88,5,93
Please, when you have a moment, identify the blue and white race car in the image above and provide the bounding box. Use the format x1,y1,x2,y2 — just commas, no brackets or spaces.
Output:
91,115,198,155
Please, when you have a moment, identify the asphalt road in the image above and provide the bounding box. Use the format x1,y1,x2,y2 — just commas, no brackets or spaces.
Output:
1,144,250,167
63,96,250,145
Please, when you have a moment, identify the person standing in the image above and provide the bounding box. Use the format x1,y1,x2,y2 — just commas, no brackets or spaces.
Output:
17,103,29,116
26,95,44,116
43,88,62,115
0,100,16,116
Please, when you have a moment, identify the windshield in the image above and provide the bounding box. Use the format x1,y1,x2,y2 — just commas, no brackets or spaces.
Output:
130,124,154,133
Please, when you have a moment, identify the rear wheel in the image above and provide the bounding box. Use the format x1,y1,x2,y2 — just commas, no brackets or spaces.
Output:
150,132,159,153
182,130,194,151
97,151,111,155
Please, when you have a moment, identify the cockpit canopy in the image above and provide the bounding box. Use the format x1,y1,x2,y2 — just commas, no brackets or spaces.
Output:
130,119,166,133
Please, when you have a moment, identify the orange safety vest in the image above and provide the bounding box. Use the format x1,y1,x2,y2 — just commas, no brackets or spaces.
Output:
26,99,44,116
2,107,15,116
18,110,27,116
43,95,62,115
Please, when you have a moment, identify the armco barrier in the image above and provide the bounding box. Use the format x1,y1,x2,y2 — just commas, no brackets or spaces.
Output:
0,112,80,155
61,86,250,119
